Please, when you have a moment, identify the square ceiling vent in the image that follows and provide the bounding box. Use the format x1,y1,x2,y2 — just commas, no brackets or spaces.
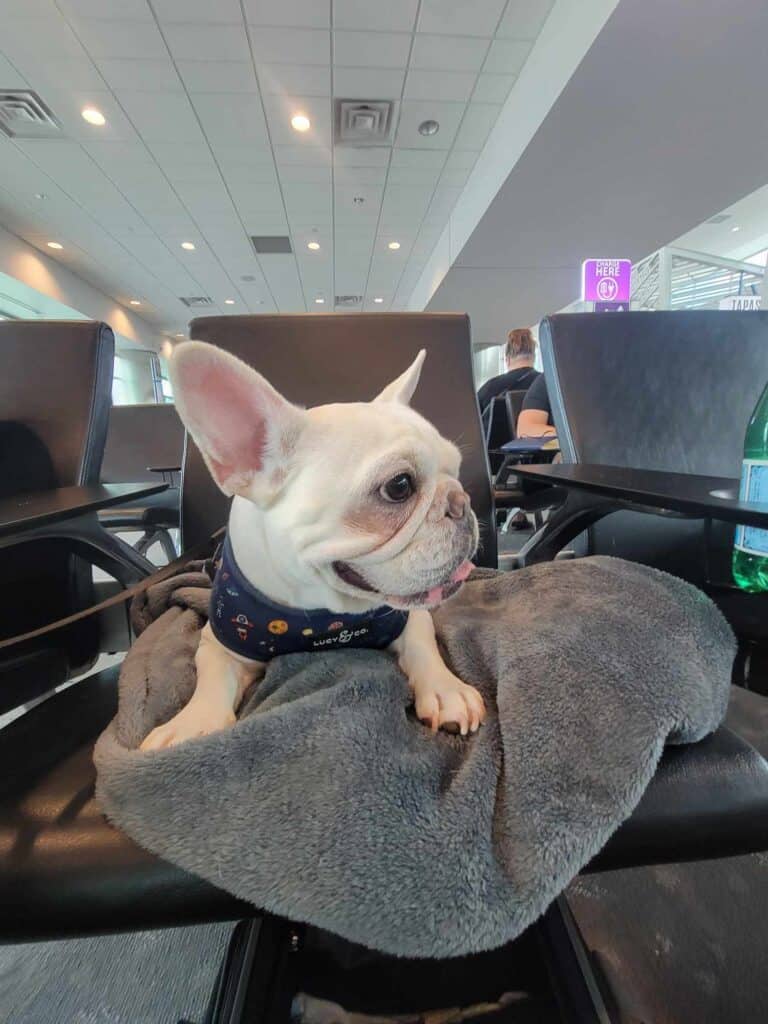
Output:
179,296,213,308
335,294,363,307
335,100,395,147
251,235,292,254
0,90,61,138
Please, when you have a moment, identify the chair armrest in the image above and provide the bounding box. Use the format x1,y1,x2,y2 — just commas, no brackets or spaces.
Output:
0,531,220,652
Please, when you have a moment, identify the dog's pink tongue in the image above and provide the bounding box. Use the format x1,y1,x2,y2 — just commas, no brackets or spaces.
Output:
425,561,475,604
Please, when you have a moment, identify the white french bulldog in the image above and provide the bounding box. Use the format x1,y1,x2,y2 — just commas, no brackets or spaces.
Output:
140,342,486,752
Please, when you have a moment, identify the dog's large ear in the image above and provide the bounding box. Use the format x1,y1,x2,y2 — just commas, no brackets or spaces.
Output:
373,349,426,406
169,341,305,500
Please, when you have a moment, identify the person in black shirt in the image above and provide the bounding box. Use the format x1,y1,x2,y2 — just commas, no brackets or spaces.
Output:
517,373,556,437
477,328,540,413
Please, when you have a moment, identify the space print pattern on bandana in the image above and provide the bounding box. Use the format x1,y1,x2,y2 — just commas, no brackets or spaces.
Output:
208,535,408,663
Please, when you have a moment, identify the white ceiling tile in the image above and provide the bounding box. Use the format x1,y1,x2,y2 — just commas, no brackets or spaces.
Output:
496,0,555,39
426,185,462,219
95,58,182,91
443,149,479,171
163,23,252,62
244,0,330,28
175,181,235,213
453,102,501,149
334,183,384,211
229,183,283,211
333,146,391,167
396,101,464,149
390,148,447,168
152,0,244,22
73,18,167,58
213,145,276,168
262,94,332,145
220,162,281,188
333,67,405,98
333,0,418,32
278,164,333,184
439,166,471,188
58,0,152,19
0,54,28,87
483,39,532,74
404,69,477,102
116,90,205,142
387,164,442,185
333,164,388,185
274,144,332,166
472,72,516,104
0,15,87,57
9,54,105,93
248,27,330,65
410,35,489,72
333,31,411,69
48,89,139,143
418,0,506,36
177,60,258,93
259,64,331,96
193,93,270,146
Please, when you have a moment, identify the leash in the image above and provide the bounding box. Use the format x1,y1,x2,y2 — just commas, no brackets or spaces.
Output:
0,529,224,652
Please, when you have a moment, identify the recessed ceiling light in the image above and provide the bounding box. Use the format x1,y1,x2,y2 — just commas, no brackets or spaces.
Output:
374,297,384,303
307,241,320,251
731,225,741,232
291,114,311,132
129,299,141,306
181,241,196,250
224,298,235,305
34,192,46,200
175,333,185,338
418,119,440,136
388,241,401,250
81,107,106,126
315,297,325,304
47,241,63,250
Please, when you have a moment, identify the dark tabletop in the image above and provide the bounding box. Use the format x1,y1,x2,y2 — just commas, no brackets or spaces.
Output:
513,463,768,529
0,482,169,539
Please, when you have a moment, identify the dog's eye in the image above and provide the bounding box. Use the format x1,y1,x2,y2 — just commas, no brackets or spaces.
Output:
380,473,415,503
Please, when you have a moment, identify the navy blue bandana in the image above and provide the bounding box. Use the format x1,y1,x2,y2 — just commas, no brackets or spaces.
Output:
209,535,408,662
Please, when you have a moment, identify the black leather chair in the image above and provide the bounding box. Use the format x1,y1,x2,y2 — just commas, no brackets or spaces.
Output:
2,314,767,1023
100,403,184,562
523,311,768,584
0,321,153,710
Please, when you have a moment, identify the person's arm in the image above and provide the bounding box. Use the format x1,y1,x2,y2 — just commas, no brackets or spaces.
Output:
517,409,556,437
517,374,556,437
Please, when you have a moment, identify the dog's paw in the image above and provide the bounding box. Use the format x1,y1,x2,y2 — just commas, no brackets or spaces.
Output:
413,673,485,736
139,700,237,752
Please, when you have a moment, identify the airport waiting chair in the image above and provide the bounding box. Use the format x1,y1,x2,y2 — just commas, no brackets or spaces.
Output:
518,311,768,682
0,321,153,711
100,403,184,563
2,314,768,1024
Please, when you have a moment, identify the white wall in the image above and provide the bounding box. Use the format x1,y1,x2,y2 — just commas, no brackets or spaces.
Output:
0,224,164,352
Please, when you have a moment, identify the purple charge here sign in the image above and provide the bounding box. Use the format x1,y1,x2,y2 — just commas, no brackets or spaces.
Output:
581,258,632,303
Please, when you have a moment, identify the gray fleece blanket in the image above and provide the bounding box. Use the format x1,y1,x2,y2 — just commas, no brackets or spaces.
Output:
94,556,734,959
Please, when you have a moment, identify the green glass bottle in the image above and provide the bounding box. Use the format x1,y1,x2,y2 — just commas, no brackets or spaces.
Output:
733,383,768,591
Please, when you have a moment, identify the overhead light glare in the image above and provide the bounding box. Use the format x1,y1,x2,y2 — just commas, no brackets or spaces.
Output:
224,298,235,305
374,297,384,303
291,114,311,132
388,241,400,250
129,299,141,306
731,225,741,232
181,241,195,250
81,106,106,126
314,297,325,304
307,241,321,251
47,241,63,249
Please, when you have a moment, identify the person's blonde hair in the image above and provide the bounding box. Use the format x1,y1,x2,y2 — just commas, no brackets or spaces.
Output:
505,328,536,362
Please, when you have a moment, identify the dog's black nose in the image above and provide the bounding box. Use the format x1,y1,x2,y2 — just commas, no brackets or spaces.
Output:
446,488,469,519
